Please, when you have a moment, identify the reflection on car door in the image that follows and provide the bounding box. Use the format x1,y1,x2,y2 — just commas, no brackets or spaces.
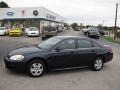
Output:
75,39,96,66
48,39,78,69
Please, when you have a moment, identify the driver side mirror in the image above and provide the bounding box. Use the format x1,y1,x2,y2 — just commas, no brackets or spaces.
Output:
54,46,63,52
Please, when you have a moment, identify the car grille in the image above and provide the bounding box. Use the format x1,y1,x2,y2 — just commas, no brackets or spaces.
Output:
10,32,19,34
31,33,36,34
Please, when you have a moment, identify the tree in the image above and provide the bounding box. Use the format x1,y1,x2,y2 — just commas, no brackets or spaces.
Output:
70,23,79,30
0,1,9,8
103,26,108,30
63,23,69,27
98,24,102,29
80,23,83,30
86,25,91,28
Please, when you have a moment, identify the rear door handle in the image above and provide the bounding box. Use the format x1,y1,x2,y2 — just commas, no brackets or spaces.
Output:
70,51,75,55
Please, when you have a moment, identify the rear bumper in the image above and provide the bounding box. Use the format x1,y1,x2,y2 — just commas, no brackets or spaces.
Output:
89,34,100,36
104,53,113,63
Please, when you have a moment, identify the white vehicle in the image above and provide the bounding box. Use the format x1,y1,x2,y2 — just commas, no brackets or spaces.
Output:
0,27,6,36
25,28,29,34
27,27,40,36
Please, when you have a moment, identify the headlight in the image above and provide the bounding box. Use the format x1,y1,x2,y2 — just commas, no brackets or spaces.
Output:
10,55,24,61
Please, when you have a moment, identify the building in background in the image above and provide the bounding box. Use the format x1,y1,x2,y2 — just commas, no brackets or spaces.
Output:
0,7,65,31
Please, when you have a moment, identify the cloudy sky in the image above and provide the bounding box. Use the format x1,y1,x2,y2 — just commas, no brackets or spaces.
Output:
1,0,120,26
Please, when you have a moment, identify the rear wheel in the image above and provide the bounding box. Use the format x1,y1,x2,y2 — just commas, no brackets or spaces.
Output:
27,60,46,77
92,57,104,71
96,36,99,39
42,37,45,40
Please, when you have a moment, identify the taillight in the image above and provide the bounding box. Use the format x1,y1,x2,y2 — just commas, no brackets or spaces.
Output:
107,47,113,53
104,45,113,53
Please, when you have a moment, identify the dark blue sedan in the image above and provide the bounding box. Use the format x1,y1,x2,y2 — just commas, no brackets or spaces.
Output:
4,36,113,77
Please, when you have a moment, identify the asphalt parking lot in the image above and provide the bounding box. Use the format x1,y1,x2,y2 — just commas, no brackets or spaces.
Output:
0,30,120,90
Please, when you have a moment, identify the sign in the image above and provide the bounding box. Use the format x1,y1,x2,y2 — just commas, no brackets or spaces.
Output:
46,14,56,20
33,10,38,16
7,12,14,16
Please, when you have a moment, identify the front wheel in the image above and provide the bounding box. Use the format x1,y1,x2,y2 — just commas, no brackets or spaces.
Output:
92,57,104,71
27,60,46,77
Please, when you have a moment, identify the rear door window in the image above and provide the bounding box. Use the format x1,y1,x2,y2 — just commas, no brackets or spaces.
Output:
78,39,92,48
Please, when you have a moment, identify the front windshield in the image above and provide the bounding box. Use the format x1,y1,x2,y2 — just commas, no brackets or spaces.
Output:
37,37,62,49
29,27,38,31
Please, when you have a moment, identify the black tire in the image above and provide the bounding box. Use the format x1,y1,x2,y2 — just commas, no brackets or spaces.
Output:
88,33,91,38
86,32,89,36
96,36,99,39
26,60,46,77
92,57,104,71
42,37,45,40
84,32,87,35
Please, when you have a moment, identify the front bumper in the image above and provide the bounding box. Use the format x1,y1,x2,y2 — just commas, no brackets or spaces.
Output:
28,33,39,36
4,57,26,70
89,33,100,36
0,32,5,35
9,32,22,36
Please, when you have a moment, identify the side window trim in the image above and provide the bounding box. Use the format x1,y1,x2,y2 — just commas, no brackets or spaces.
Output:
77,39,93,49
53,38,77,50
91,40,100,48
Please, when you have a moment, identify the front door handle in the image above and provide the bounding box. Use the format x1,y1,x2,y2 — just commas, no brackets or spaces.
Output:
91,49,95,52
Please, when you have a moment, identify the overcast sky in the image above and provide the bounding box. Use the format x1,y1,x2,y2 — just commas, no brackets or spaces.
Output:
1,0,120,26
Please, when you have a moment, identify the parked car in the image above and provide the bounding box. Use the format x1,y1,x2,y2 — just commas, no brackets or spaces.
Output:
74,27,80,31
4,36,113,77
0,27,6,36
82,28,89,35
42,26,57,40
98,29,105,36
24,28,29,34
9,28,23,36
56,26,63,32
88,29,100,39
26,27,40,37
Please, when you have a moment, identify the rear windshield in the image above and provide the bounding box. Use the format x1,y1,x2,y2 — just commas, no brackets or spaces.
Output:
0,28,5,30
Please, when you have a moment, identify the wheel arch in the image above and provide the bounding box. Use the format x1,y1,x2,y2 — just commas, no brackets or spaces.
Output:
96,55,105,63
26,57,48,71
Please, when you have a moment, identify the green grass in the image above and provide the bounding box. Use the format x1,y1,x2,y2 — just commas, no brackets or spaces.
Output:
103,36,120,43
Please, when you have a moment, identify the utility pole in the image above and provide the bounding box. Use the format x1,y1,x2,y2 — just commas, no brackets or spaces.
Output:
102,20,104,30
114,3,118,40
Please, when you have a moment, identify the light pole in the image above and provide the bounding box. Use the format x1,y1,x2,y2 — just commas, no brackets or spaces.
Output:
114,3,118,40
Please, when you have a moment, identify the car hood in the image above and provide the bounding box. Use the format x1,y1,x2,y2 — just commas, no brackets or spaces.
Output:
9,30,21,32
0,30,5,32
8,46,47,56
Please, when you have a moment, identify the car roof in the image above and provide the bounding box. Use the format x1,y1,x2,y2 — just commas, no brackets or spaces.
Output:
54,36,89,39
54,36,101,44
